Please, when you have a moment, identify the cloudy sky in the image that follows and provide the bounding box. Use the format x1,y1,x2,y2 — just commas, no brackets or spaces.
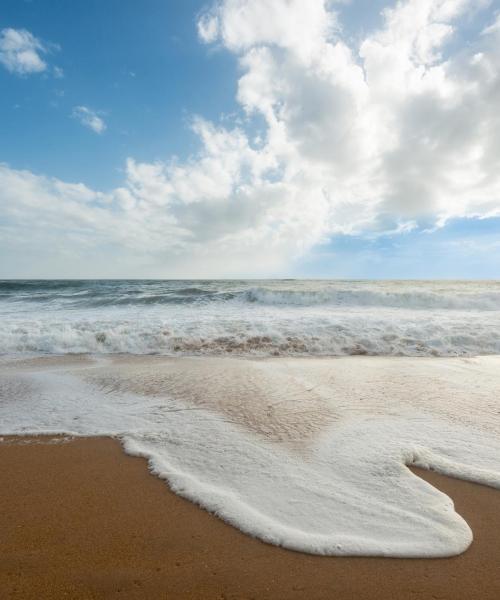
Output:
1,0,499,278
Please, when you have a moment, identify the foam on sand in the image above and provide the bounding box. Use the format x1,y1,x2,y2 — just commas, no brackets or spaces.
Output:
1,355,499,557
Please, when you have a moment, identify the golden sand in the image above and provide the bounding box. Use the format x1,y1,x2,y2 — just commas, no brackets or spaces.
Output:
1,436,499,599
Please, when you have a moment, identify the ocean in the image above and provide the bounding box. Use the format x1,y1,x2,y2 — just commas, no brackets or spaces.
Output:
1,279,500,356
1,280,499,558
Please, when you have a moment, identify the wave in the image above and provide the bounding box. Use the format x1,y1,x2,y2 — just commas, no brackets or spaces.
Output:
2,315,500,356
3,283,500,311
241,287,500,310
85,291,236,307
0,284,236,307
2,281,500,357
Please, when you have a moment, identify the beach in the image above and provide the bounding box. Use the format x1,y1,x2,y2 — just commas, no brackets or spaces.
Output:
2,0,500,589
1,354,500,559
2,0,500,588
1,281,500,597
1,435,500,599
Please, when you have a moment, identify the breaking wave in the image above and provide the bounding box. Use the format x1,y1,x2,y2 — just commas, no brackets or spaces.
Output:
2,313,500,356
1,279,500,357
240,286,500,310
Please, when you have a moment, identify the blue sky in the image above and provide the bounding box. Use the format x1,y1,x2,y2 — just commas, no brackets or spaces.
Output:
0,0,499,278
1,0,239,189
296,217,500,279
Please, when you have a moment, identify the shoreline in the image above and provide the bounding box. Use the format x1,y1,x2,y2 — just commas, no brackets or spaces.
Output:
1,353,500,560
1,436,500,599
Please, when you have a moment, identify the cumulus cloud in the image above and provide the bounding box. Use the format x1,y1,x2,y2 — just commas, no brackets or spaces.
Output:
197,0,337,59
0,28,49,75
1,0,500,276
71,106,107,134
0,27,62,76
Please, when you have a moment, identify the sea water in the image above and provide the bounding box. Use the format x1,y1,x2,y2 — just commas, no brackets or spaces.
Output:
0,280,499,557
1,279,500,356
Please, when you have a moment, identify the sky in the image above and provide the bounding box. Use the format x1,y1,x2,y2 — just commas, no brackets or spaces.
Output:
0,0,499,279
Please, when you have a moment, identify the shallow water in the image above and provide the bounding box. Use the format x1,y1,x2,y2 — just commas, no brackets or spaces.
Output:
1,354,499,557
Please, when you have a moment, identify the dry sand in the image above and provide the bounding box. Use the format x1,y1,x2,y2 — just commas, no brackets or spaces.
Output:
0,435,499,600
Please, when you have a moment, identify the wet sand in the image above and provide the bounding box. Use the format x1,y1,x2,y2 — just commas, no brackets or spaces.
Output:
0,436,499,600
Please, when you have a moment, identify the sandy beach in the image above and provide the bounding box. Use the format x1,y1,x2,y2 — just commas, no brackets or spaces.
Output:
1,435,499,600
3,0,500,591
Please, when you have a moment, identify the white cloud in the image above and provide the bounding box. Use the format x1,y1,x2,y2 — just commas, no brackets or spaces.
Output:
1,0,500,276
199,0,500,232
0,27,63,78
71,106,107,134
0,28,48,75
197,0,338,61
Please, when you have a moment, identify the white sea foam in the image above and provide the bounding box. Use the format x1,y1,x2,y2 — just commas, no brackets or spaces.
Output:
1,354,499,557
1,308,499,356
241,286,500,310
1,280,499,357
